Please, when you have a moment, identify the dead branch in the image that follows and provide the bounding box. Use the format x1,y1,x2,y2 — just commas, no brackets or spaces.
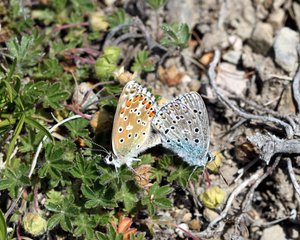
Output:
248,133,300,164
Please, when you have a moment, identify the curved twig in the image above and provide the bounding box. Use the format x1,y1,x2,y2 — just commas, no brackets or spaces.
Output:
287,158,300,197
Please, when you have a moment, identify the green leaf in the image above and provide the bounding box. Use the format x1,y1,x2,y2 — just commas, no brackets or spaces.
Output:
168,163,202,187
73,214,97,239
115,183,138,212
95,46,121,80
107,8,131,28
0,164,30,198
24,115,54,142
31,9,56,25
5,113,25,163
141,183,173,216
0,210,7,240
81,185,117,209
42,83,70,109
47,213,62,230
45,193,78,231
70,154,98,185
65,118,89,138
38,141,75,179
131,50,155,73
146,0,167,10
160,23,190,49
6,31,44,71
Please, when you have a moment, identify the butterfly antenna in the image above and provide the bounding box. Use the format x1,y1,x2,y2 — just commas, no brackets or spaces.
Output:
210,156,229,186
217,166,229,186
82,137,109,155
81,146,108,155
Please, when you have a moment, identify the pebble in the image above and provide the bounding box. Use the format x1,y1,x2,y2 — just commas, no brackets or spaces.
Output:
231,0,256,40
175,223,189,238
261,225,285,240
203,208,220,222
267,8,285,30
249,22,274,55
222,50,242,64
201,30,228,52
189,219,201,231
166,0,197,30
273,27,299,73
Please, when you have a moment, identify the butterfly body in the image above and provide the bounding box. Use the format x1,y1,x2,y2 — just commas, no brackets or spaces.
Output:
152,92,210,167
105,81,160,168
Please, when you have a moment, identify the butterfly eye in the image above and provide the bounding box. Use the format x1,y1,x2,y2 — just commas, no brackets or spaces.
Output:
105,154,114,164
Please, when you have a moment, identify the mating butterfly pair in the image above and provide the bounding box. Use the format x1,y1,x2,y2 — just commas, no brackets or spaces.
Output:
105,81,211,168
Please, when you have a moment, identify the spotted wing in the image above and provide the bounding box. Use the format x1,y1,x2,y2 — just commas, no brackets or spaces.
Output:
112,81,160,164
152,92,210,166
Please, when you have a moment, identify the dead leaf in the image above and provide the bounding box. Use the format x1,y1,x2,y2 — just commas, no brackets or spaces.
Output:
158,65,184,86
134,164,152,189
112,216,137,240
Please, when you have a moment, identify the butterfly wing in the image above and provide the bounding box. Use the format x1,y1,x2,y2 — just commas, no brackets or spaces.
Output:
152,92,210,166
111,81,160,166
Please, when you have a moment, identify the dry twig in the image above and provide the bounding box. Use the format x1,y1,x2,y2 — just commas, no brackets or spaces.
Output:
287,158,300,197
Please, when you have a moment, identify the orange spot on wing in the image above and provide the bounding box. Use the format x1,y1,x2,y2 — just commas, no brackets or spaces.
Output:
142,99,147,105
126,100,132,107
120,108,125,114
149,111,155,117
139,95,144,101
133,95,139,102
146,103,151,109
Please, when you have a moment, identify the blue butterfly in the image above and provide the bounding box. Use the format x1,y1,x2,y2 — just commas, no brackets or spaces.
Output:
152,92,212,166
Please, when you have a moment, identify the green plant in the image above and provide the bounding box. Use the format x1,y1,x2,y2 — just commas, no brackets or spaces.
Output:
160,23,190,49
145,0,167,10
131,50,155,73
0,210,7,240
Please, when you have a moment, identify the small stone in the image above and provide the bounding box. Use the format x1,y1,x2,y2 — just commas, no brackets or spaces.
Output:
175,223,189,238
267,8,285,30
273,27,299,73
261,225,285,240
249,22,274,55
202,30,229,52
182,212,192,223
242,45,264,69
228,0,255,40
223,50,242,64
203,208,220,222
189,219,201,231
166,0,198,30
290,227,299,239
188,79,201,92
228,35,243,51
273,0,285,9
